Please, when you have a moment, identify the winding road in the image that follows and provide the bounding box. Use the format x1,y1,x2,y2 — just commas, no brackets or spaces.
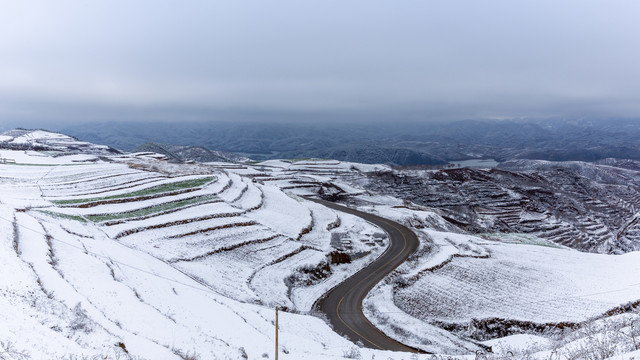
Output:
309,199,422,353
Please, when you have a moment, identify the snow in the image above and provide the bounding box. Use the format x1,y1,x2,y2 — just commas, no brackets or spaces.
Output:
97,201,240,235
251,248,326,308
615,349,640,359
245,184,311,239
0,149,98,164
0,203,381,359
0,129,115,157
482,334,552,353
43,173,213,200
1,151,383,358
233,179,264,210
395,238,640,324
216,172,247,202
351,204,640,355
4,145,640,359
364,284,481,354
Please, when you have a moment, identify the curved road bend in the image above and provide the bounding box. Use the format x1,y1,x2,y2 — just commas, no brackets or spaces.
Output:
308,198,422,353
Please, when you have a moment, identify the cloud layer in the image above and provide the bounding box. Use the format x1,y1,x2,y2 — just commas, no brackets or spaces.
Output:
1,1,640,122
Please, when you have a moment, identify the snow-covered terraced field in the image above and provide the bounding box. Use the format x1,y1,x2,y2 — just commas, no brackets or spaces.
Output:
175,236,302,302
27,160,364,308
167,226,283,261
232,180,265,210
36,159,384,319
2,149,384,292
48,176,216,205
3,205,372,359
0,148,403,359
4,132,640,360
395,235,640,324
216,172,248,203
40,168,163,197
101,201,242,237
250,247,327,307
245,184,311,239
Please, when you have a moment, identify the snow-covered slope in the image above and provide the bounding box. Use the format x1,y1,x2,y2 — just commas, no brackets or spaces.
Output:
365,161,640,254
0,149,399,359
1,133,640,359
0,129,121,156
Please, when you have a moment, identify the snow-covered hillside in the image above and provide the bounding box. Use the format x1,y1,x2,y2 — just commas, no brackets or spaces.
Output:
364,160,640,254
0,146,402,359
0,129,121,156
1,130,640,360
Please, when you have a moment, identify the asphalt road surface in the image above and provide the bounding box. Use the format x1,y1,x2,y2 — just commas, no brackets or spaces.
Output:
310,199,422,353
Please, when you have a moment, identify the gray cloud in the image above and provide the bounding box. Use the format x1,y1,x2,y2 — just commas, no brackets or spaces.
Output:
1,0,640,123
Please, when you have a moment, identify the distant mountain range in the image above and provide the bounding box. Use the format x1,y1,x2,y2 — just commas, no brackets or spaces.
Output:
7,118,640,166
52,118,640,165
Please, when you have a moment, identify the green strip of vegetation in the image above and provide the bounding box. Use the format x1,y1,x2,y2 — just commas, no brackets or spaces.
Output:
51,176,215,205
38,210,87,223
86,194,218,222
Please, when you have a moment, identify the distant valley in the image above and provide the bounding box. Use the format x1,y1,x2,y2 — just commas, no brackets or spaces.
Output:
44,118,640,166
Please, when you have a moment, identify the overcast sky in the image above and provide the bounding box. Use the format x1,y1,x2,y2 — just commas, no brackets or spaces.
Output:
1,1,640,124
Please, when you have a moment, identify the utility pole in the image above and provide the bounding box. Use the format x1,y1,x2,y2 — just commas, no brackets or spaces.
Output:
275,307,279,360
